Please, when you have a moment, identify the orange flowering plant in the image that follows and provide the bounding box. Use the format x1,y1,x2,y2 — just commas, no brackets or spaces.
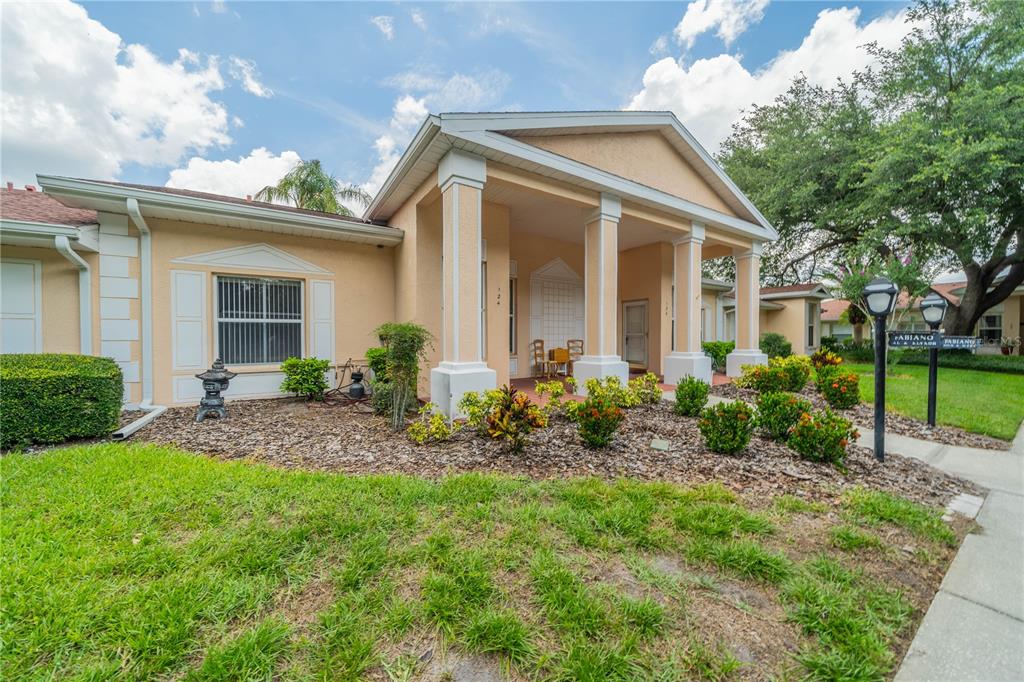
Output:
571,390,625,448
698,400,755,455
735,364,790,393
755,391,813,441
818,370,860,409
788,408,859,467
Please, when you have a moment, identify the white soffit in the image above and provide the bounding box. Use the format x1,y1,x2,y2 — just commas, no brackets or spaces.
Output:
171,243,333,275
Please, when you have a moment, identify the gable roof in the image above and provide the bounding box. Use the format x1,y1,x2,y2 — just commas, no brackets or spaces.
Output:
366,111,777,243
0,187,98,226
821,299,850,322
759,282,830,300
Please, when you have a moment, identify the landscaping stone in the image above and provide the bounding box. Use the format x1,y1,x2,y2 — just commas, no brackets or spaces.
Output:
649,438,670,451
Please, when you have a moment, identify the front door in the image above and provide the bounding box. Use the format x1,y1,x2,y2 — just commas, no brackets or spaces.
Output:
622,300,648,368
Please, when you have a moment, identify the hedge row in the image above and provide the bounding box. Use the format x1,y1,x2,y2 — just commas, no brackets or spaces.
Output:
1,354,123,449
898,350,1024,375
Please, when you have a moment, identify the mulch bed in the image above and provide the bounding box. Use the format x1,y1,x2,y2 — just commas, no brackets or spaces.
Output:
130,398,980,509
710,382,1011,451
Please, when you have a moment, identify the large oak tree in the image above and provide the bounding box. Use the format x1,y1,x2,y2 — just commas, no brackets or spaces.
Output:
719,0,1024,334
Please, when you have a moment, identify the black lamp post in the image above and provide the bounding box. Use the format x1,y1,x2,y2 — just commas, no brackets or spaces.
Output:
863,276,899,462
919,291,949,427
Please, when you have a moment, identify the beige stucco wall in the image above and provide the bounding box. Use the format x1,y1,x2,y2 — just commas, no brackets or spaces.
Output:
520,131,738,217
618,242,672,375
0,244,96,355
148,219,395,405
761,297,821,355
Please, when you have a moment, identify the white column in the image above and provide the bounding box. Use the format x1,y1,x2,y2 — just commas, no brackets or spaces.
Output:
726,242,768,376
663,223,712,384
573,193,629,394
430,149,496,416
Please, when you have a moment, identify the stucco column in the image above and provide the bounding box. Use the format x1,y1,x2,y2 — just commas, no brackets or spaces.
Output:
726,242,768,376
663,224,712,384
573,193,629,394
430,149,496,416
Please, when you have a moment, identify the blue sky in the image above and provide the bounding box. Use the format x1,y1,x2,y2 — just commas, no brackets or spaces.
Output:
2,1,910,208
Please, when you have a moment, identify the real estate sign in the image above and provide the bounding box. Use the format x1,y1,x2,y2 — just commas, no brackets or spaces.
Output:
888,332,981,349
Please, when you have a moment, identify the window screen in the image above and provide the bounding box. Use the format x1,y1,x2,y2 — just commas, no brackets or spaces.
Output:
216,276,303,364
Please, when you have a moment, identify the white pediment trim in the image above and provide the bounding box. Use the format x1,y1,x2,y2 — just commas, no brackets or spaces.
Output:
171,243,332,275
530,257,580,283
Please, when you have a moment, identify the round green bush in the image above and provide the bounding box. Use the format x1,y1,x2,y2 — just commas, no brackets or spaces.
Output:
789,408,859,466
760,332,792,359
674,376,709,417
755,391,812,441
818,369,860,409
736,364,790,393
769,355,812,392
1,354,122,449
698,400,755,455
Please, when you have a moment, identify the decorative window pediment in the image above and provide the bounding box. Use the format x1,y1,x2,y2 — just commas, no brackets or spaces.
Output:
171,243,332,275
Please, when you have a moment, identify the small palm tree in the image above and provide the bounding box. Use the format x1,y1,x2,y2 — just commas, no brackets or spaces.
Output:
255,159,371,216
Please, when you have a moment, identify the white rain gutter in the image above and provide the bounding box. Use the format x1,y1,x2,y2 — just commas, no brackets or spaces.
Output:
125,197,161,413
54,235,93,355
110,405,167,440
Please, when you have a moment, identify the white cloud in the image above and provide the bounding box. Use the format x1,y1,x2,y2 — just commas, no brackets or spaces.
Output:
411,8,427,31
363,69,511,195
628,7,912,152
228,56,272,97
675,0,770,49
370,15,394,40
649,35,669,56
231,116,245,128
1,0,233,186
210,1,227,14
166,148,301,198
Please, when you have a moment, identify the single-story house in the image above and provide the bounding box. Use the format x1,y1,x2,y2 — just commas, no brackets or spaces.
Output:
0,111,780,415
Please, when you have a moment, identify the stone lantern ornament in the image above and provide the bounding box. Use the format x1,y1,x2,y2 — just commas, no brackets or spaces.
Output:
195,358,237,422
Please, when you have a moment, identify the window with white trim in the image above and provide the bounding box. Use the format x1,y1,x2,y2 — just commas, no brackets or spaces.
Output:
979,313,1002,342
216,275,303,364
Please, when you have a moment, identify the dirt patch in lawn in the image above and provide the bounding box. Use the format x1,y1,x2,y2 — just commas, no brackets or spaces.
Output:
131,399,979,509
711,382,1010,451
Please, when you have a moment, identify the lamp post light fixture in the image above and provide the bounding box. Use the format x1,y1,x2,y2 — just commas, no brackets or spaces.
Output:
863,277,899,462
919,291,949,427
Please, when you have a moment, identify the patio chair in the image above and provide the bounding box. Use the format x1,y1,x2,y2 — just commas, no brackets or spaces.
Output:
567,339,584,376
530,339,559,377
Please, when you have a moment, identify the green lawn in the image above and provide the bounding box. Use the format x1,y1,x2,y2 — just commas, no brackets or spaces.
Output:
846,363,1024,441
2,443,959,681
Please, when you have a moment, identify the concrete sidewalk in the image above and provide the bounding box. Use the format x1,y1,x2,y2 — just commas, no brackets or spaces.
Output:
881,422,1024,682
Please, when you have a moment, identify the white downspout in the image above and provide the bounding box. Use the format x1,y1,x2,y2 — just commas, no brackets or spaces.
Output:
54,235,92,355
125,198,158,410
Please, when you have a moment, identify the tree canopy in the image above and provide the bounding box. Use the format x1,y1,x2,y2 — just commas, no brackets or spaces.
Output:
718,0,1024,334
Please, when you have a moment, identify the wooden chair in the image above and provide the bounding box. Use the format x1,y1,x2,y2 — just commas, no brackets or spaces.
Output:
567,339,584,376
530,339,558,377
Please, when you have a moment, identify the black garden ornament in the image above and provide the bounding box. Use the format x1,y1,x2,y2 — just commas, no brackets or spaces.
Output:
195,358,236,422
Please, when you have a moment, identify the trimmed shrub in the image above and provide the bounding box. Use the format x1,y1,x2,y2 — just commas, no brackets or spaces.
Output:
702,341,735,371
485,386,547,453
760,332,792,359
811,348,844,369
628,372,662,405
818,370,860,409
899,350,1024,374
789,408,859,466
577,375,640,409
570,390,625,448
735,364,789,393
769,355,812,392
756,391,812,441
365,347,388,380
1,354,122,449
674,376,709,417
698,400,755,455
280,356,331,400
835,341,874,363
820,336,841,351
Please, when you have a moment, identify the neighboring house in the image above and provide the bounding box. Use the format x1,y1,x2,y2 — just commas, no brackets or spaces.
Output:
0,111,779,415
820,278,1023,354
699,280,829,356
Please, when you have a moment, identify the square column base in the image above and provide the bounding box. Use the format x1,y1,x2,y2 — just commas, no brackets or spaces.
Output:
663,352,712,385
572,356,629,396
430,361,497,417
726,349,768,377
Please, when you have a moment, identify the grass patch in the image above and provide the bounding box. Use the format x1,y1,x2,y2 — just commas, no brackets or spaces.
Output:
841,487,957,547
773,494,828,515
847,362,1024,440
830,525,885,552
1,443,952,680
